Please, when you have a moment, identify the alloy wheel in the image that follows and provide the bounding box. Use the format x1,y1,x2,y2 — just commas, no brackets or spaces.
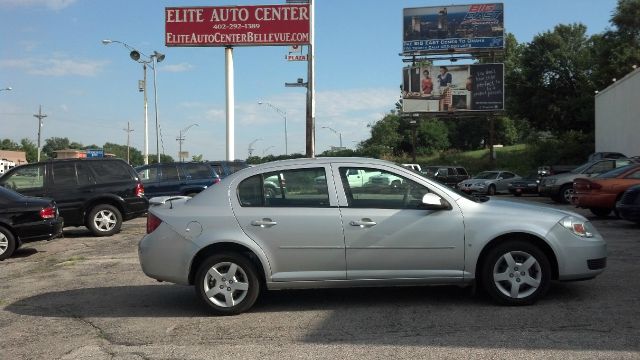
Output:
93,210,117,232
202,261,250,308
0,233,8,255
492,250,542,299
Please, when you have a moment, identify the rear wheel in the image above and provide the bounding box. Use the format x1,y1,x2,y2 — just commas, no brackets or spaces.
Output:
87,204,122,237
481,240,551,305
195,252,260,315
0,226,17,261
560,184,574,204
590,208,611,217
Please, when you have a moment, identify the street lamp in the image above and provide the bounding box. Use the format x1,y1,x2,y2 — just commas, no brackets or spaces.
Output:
321,126,343,148
248,138,262,157
102,39,165,164
176,123,199,162
257,101,288,155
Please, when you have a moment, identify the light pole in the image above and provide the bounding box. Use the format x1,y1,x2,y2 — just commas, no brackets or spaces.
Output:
176,123,199,162
262,146,275,155
321,126,343,149
258,101,288,155
248,138,262,157
102,39,165,164
33,105,47,162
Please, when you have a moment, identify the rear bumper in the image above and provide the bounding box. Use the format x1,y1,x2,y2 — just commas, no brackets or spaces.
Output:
15,217,64,244
123,197,149,220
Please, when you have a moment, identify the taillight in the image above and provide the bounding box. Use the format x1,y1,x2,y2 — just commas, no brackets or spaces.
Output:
146,213,162,234
213,177,221,184
40,206,56,219
135,182,145,197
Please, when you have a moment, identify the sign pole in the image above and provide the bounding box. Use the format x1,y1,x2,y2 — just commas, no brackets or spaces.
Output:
225,46,235,161
305,0,315,158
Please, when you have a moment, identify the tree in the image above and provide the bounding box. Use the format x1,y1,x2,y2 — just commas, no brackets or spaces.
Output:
42,137,72,159
511,24,596,134
358,113,403,158
20,138,38,163
103,142,144,166
192,154,204,162
0,139,20,150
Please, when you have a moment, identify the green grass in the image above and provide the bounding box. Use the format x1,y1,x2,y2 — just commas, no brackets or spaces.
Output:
394,144,536,176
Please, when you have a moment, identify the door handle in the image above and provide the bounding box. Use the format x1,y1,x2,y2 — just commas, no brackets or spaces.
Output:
350,219,377,228
251,218,278,228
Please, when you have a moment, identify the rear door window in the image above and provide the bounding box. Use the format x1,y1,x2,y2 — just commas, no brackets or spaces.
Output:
52,162,78,186
237,168,329,207
90,161,133,183
184,163,212,180
160,164,180,181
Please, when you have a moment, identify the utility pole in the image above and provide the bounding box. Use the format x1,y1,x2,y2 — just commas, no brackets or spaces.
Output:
123,122,134,164
33,105,47,162
305,0,316,158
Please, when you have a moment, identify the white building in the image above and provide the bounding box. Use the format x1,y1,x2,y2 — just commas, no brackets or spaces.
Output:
595,67,640,157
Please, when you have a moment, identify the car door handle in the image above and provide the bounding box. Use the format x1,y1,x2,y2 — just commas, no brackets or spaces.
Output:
251,218,277,227
350,219,377,228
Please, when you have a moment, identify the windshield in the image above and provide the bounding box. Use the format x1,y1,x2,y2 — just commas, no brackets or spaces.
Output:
473,171,499,179
571,162,594,174
595,164,638,179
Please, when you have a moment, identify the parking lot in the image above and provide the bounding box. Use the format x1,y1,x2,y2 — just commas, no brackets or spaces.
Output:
1,195,639,360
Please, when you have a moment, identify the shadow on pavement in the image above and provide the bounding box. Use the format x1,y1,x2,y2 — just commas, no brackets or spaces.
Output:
10,247,38,259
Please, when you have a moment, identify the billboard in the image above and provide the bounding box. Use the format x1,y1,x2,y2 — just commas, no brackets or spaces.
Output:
402,63,504,113
165,5,310,47
403,3,504,53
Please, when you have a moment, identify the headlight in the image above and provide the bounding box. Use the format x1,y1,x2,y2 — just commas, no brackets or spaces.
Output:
559,216,596,238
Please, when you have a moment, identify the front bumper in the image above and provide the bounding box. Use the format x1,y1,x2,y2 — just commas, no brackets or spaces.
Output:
539,184,561,197
459,184,487,193
547,222,607,281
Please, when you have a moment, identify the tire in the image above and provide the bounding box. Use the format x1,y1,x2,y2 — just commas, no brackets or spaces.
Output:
0,226,17,261
590,208,611,217
195,252,260,315
86,204,122,237
559,184,574,204
487,185,496,195
481,240,551,305
513,193,522,197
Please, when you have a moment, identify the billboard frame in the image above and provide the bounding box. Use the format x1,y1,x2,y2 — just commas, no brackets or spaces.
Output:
401,2,505,56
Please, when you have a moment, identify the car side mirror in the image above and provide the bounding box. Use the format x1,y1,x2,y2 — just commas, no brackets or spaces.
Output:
421,193,451,211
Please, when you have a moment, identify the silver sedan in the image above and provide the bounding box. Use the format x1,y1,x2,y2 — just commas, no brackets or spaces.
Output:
139,158,607,315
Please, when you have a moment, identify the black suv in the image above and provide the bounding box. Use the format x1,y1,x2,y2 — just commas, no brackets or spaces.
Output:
422,166,470,187
135,162,220,198
0,158,147,237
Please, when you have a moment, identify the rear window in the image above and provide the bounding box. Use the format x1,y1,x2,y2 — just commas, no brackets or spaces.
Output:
456,167,468,176
89,161,133,183
184,163,213,179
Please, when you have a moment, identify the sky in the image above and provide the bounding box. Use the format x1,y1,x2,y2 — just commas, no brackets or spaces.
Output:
0,0,618,161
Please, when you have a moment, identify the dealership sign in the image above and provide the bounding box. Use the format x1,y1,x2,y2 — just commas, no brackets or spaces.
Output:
165,5,310,47
403,3,504,53
402,63,504,113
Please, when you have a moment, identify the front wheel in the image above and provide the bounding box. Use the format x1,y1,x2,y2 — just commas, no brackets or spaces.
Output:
560,184,574,204
0,226,17,261
481,241,551,305
87,204,122,237
195,252,260,315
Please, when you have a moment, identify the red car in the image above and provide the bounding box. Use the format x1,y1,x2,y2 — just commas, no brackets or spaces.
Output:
572,164,640,217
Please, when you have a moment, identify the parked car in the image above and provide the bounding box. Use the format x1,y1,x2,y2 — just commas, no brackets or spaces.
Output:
537,165,576,177
139,157,606,315
422,166,470,187
539,158,634,204
136,162,220,198
457,170,520,195
571,164,640,217
401,163,422,172
0,158,148,236
207,160,249,178
588,152,627,162
616,184,640,224
0,186,63,260
508,173,540,196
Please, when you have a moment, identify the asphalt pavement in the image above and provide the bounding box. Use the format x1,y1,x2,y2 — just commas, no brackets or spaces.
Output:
1,194,639,359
